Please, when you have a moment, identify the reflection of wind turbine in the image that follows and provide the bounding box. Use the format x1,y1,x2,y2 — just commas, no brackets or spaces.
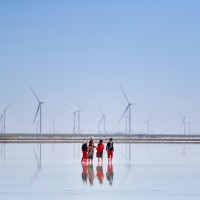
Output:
119,86,136,135
30,145,42,186
119,145,132,187
99,106,106,134
144,117,152,154
2,103,12,134
30,86,50,134
179,116,187,156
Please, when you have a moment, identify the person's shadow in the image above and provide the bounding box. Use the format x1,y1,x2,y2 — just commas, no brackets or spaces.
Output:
106,163,114,185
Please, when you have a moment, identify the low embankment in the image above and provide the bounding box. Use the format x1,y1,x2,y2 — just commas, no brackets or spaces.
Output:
1,133,200,143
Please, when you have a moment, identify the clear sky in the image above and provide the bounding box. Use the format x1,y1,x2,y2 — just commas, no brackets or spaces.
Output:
0,0,200,134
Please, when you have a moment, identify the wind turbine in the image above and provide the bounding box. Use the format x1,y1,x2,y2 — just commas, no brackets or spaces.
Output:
30,86,49,135
119,86,136,135
144,117,151,134
179,116,187,156
65,108,78,134
188,121,192,135
99,106,106,134
77,109,84,134
0,114,3,134
97,118,100,134
180,116,186,135
124,112,128,134
71,105,86,134
52,118,55,134
72,105,85,134
2,103,12,134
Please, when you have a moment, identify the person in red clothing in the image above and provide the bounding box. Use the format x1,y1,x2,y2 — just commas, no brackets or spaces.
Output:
96,139,104,162
81,138,88,162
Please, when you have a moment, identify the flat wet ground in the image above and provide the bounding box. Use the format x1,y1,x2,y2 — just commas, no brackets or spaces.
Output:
0,143,200,200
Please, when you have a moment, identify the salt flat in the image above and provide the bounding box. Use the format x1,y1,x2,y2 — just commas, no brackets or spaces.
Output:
0,143,200,200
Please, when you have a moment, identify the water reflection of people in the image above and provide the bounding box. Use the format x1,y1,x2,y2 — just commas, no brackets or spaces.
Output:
81,162,88,185
96,163,104,184
88,164,95,186
106,163,114,185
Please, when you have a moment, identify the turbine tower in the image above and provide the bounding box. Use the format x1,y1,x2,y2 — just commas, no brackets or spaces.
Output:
0,113,3,134
65,108,78,134
119,86,136,135
144,117,151,134
97,118,100,134
77,109,84,134
181,116,186,135
99,106,106,134
30,86,49,134
188,121,192,135
125,112,128,134
2,103,12,134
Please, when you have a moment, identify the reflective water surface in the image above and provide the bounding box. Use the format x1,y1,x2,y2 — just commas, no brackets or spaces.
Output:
0,143,200,200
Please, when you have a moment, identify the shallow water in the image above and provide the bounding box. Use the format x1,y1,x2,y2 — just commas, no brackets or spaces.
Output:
0,143,200,200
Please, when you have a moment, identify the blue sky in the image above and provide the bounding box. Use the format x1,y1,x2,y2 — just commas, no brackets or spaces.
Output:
0,0,200,134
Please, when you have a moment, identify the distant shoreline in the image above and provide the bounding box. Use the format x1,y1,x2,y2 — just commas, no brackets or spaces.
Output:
1,133,200,144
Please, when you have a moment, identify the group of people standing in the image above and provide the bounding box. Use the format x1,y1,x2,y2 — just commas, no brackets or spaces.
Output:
81,137,114,163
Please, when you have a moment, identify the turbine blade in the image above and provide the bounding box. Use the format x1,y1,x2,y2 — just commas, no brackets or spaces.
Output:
99,115,104,123
119,105,129,123
120,85,129,103
78,108,86,113
33,104,40,124
98,105,104,115
64,108,73,113
4,100,13,112
43,99,50,102
130,103,137,106
4,105,10,112
30,85,40,102
71,104,78,111
148,116,151,123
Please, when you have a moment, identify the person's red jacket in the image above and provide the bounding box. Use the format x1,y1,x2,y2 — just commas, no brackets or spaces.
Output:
96,143,104,153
